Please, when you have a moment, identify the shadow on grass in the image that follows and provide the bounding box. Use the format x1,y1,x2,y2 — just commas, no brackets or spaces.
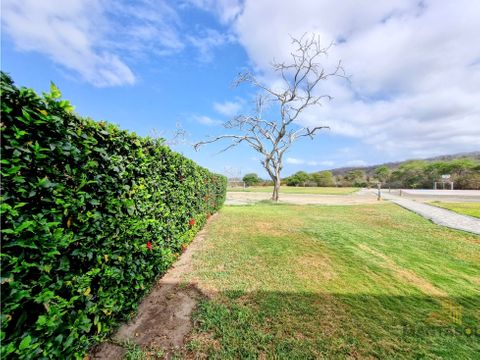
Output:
188,289,480,359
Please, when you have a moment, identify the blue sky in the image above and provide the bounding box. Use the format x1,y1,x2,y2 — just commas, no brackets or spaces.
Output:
2,0,479,178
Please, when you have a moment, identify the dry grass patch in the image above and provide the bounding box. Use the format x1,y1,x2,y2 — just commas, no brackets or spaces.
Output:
358,243,448,298
186,203,480,359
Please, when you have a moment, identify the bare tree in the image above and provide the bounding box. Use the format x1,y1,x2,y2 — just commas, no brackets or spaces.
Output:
194,34,346,201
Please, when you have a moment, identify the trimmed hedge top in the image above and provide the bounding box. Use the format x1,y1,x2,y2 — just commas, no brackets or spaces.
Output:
0,72,226,359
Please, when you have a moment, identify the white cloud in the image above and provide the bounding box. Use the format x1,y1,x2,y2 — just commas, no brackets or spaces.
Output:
1,0,135,87
194,115,222,126
346,160,367,167
286,157,334,167
214,0,480,158
105,1,185,58
213,100,242,116
187,28,233,62
286,157,305,165
188,0,243,24
2,1,236,86
1,0,193,86
316,160,335,167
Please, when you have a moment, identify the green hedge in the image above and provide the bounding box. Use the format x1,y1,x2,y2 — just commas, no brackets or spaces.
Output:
0,73,227,359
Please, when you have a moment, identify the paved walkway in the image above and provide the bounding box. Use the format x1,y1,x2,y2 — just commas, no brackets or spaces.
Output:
379,191,480,235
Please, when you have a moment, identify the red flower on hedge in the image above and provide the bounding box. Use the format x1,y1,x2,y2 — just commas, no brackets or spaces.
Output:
146,241,152,251
189,218,195,227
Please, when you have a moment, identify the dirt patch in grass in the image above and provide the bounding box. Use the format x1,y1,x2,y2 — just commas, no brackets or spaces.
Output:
91,343,126,360
225,191,379,205
358,243,448,298
91,215,219,360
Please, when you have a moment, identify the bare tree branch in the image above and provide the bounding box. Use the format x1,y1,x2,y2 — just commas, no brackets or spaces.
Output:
194,33,347,201
150,122,187,146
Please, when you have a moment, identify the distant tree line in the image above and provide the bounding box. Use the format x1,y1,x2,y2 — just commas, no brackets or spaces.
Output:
383,158,480,189
242,158,480,189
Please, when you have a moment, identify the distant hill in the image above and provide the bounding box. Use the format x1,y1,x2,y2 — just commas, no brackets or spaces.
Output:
329,151,480,176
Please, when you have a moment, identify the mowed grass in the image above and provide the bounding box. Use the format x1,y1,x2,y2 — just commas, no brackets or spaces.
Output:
430,201,480,218
227,186,358,195
186,203,480,359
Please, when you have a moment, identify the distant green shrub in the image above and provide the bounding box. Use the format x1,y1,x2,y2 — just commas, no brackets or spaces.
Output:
0,72,226,359
242,173,261,186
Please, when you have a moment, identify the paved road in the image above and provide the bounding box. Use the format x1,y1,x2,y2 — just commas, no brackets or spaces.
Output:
379,191,480,235
388,189,480,203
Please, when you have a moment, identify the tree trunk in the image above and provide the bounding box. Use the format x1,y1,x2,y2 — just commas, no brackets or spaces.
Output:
272,177,280,202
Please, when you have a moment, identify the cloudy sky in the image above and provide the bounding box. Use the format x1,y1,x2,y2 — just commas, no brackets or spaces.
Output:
2,0,479,177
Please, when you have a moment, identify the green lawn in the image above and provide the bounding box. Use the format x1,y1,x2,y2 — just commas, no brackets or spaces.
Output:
228,186,358,195
430,202,480,219
186,203,480,359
